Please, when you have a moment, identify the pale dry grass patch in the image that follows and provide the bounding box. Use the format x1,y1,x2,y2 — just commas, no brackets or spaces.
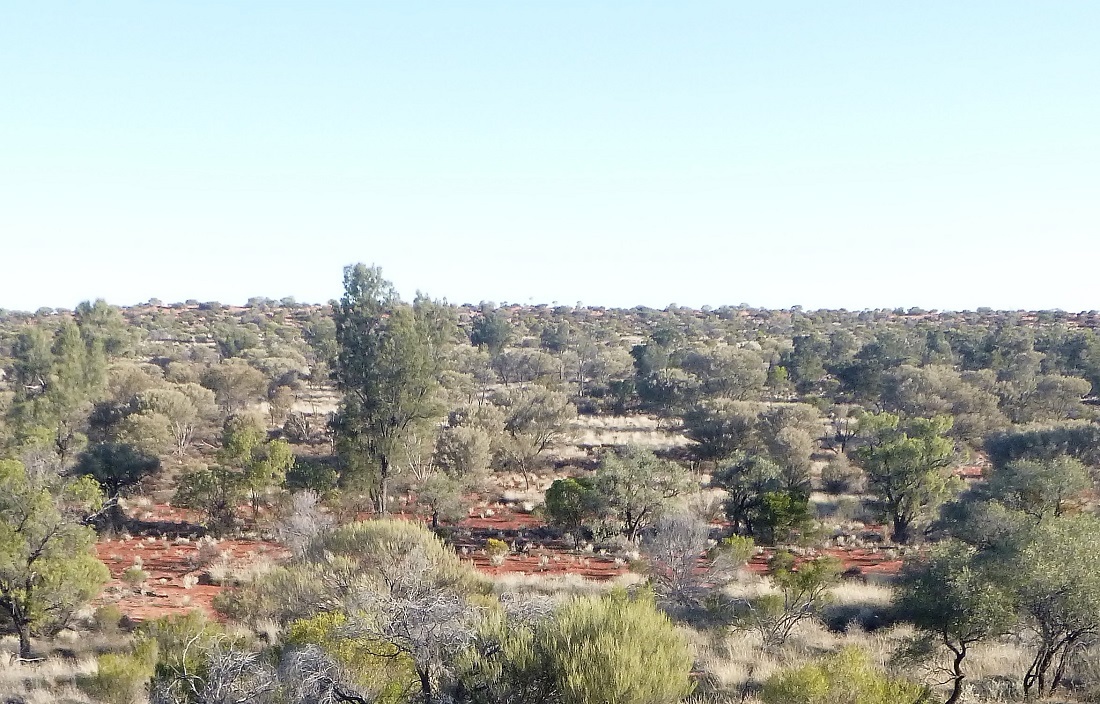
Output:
720,571,893,611
963,638,1034,683
695,620,921,698
698,628,784,691
491,570,645,597
681,488,727,520
0,657,97,685
494,471,560,492
15,685,97,704
573,415,666,431
810,491,878,526
718,570,777,601
119,495,153,511
828,579,894,609
0,652,97,703
684,695,760,704
206,553,276,587
570,414,691,450
290,389,340,415
499,487,546,505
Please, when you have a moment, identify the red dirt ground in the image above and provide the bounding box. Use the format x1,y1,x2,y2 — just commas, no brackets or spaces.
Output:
94,536,288,622
743,548,902,576
955,464,985,480
463,550,628,580
95,503,901,622
450,505,630,580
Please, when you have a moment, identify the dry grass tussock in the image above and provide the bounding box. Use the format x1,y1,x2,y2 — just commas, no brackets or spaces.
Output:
571,414,691,450
289,388,340,415
688,576,1045,704
206,552,276,587
0,685,98,704
0,638,97,703
499,486,550,505
728,573,896,618
809,491,879,527
828,579,894,609
691,619,919,700
717,569,895,605
691,575,902,700
493,471,561,492
491,570,645,597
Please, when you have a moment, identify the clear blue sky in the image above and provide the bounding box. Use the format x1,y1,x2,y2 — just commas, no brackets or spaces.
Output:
2,2,1098,312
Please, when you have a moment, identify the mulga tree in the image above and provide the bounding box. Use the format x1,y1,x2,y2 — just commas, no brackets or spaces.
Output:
544,476,600,546
1013,514,1100,698
8,317,108,462
217,415,295,521
331,265,452,514
497,386,576,490
979,455,1092,522
591,446,693,542
0,459,109,659
713,454,811,543
739,552,841,650
853,413,958,544
682,399,759,465
896,542,1016,704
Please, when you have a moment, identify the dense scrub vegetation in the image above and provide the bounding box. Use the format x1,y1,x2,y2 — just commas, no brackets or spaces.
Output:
2,267,1100,702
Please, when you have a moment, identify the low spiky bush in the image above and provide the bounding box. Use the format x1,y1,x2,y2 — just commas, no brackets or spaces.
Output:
93,604,124,634
121,566,148,592
284,612,415,703
486,538,509,566
463,589,694,704
78,639,158,704
761,646,930,704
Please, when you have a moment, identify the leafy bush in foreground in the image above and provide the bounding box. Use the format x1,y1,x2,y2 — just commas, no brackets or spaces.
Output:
761,647,930,704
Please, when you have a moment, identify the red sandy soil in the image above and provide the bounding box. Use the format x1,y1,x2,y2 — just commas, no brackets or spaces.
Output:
93,502,287,622
94,536,288,622
459,510,544,531
122,501,205,524
453,507,904,580
95,503,900,622
463,550,629,581
451,505,630,580
744,546,902,577
955,465,985,480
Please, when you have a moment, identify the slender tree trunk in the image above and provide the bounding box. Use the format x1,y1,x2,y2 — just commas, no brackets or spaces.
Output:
625,511,641,543
1050,635,1082,695
5,590,34,659
377,455,390,515
944,642,967,704
520,459,531,491
106,501,127,533
418,667,432,703
17,621,31,660
1024,643,1056,698
892,514,911,544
